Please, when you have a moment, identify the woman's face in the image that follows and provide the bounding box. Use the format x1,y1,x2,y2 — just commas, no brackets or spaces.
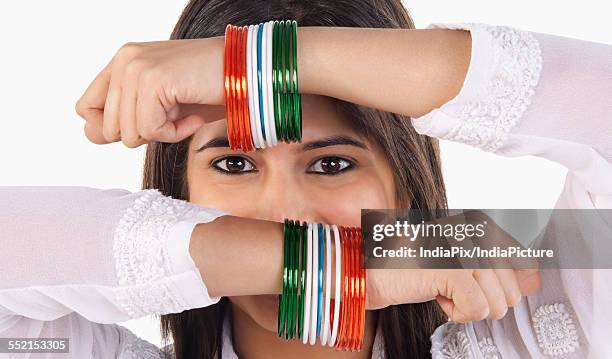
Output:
186,94,395,332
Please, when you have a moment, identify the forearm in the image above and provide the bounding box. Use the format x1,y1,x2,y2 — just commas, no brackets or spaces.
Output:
189,215,285,298
297,26,471,118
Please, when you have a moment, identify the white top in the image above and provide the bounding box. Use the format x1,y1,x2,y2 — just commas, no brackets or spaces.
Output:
0,22,610,358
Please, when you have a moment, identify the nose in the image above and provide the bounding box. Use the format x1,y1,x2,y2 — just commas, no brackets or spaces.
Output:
249,169,317,224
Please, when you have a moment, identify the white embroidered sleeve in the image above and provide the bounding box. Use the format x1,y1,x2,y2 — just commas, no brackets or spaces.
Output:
420,23,612,358
412,22,612,201
0,186,227,324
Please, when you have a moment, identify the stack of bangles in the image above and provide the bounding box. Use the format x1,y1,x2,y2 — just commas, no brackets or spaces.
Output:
278,220,366,351
224,20,302,152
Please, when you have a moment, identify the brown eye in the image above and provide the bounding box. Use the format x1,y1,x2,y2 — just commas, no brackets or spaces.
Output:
212,156,256,174
308,157,353,175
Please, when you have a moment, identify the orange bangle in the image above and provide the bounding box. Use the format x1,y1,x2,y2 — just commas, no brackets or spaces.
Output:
347,227,356,350
231,25,240,150
235,26,245,151
351,227,360,350
224,25,235,149
335,226,348,349
354,227,365,351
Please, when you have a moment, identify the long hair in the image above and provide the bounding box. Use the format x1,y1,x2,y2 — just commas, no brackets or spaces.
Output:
141,1,448,358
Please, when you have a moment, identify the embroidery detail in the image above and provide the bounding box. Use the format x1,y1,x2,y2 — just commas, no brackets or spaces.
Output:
112,189,211,318
431,323,474,359
419,23,543,152
532,302,579,356
119,325,170,358
478,337,501,359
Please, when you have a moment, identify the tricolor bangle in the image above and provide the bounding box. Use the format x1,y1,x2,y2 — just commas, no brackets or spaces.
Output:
224,20,302,152
279,219,365,351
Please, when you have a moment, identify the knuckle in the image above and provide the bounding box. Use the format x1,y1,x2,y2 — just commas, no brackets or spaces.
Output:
124,56,150,78
117,42,142,59
139,66,162,85
476,305,490,321
139,124,157,140
122,137,139,148
102,126,119,142
75,99,85,117
490,302,508,320
507,293,522,307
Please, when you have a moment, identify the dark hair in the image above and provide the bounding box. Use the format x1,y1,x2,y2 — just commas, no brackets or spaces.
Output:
141,0,448,358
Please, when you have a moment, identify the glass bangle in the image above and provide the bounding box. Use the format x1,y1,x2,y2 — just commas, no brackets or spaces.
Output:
316,223,324,338
238,26,247,150
229,25,239,150
278,219,289,337
352,227,358,350
241,26,254,152
357,228,366,350
291,20,302,141
298,221,306,339
278,20,288,142
292,220,301,339
272,20,281,142
223,25,234,150
336,226,347,349
287,219,296,339
232,26,242,151
346,227,355,350
284,20,295,141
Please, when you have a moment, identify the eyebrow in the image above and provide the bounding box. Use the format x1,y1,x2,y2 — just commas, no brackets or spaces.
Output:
195,135,368,153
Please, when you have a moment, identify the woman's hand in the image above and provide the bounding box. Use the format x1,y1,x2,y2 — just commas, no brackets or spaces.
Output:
75,37,226,147
366,267,541,322
364,210,542,322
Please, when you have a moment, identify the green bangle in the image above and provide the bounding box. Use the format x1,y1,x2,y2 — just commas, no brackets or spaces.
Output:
272,20,285,141
272,20,282,142
283,20,297,142
294,221,303,338
278,219,289,338
287,219,296,339
278,20,288,142
291,21,302,141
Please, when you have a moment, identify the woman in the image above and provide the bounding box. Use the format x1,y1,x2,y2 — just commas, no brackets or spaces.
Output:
2,0,611,358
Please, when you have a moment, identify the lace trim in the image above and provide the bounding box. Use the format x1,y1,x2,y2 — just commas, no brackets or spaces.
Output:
431,322,474,359
478,337,501,359
532,302,580,356
118,325,170,359
426,23,543,152
112,189,208,318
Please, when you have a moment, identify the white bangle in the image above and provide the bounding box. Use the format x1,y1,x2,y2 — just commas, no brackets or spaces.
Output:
265,20,277,146
309,223,319,345
246,25,258,149
321,224,332,345
250,24,263,149
302,223,313,344
260,22,272,146
328,224,342,347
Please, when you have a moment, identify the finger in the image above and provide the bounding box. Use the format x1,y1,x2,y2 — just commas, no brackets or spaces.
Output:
474,269,508,320
493,268,522,307
75,60,113,144
515,268,541,296
167,104,226,123
119,71,143,148
136,82,174,143
436,270,489,323
83,121,109,145
102,73,122,143
137,80,203,143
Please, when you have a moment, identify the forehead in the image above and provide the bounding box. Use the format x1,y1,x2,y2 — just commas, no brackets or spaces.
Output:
190,94,359,146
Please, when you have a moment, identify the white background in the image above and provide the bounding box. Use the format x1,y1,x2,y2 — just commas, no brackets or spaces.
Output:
1,0,609,348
